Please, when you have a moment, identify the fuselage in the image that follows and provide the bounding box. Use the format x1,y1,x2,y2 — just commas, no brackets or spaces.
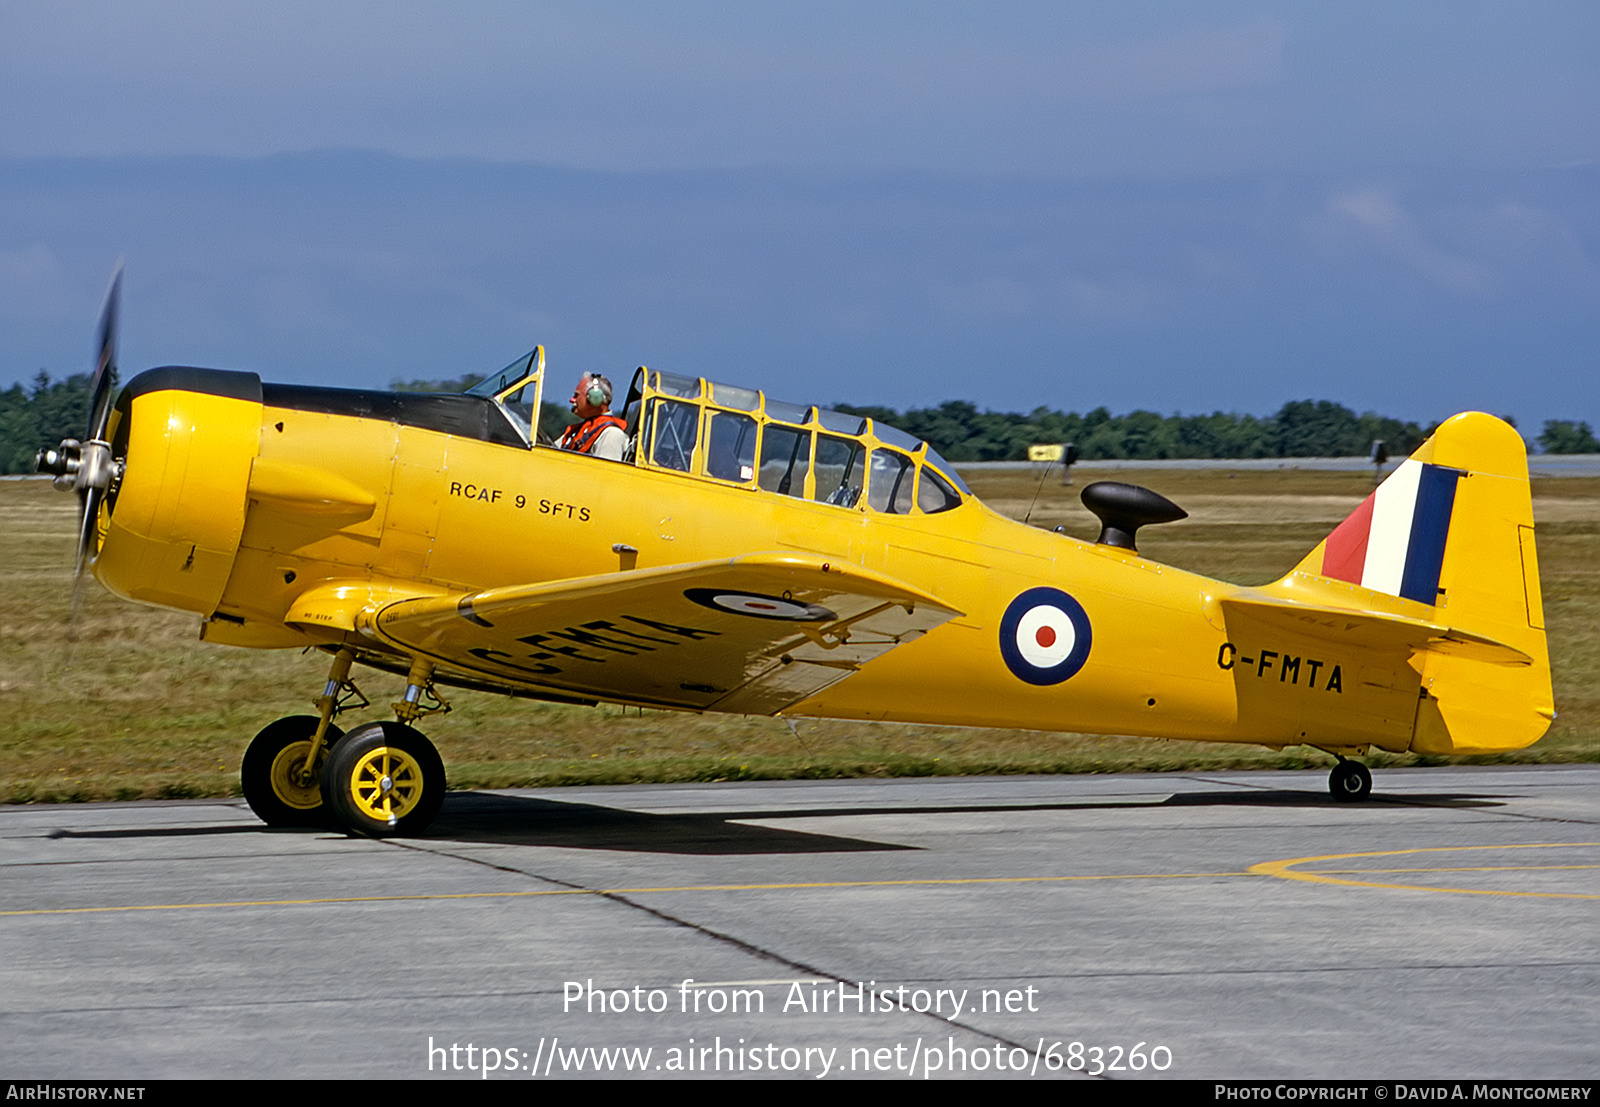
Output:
89,365,1460,756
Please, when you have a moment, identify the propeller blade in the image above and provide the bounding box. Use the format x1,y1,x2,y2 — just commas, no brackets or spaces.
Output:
75,265,123,581
87,264,122,443
76,486,103,577
37,264,127,654
67,488,100,653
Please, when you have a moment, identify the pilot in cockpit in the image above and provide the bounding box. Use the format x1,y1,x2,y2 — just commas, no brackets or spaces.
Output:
558,373,629,461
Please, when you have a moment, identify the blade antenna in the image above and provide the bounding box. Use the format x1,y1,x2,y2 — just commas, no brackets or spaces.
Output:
1023,455,1055,526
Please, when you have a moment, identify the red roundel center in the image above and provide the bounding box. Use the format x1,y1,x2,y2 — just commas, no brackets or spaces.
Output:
1035,626,1057,648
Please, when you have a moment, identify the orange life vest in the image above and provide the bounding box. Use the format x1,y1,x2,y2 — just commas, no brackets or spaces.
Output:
559,413,627,454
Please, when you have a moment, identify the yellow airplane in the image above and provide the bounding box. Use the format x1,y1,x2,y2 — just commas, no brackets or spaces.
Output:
39,276,1553,835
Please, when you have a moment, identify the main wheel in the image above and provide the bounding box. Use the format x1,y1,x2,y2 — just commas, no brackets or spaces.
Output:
1329,760,1372,802
241,716,346,827
320,721,445,837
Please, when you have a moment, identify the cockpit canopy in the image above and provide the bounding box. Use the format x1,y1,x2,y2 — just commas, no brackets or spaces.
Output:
467,348,968,516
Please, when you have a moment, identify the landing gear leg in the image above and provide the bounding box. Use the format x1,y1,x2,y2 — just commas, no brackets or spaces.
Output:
1328,757,1373,802
240,647,364,827
320,657,449,837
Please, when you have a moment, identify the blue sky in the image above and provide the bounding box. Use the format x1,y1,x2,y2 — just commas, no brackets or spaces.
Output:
3,2,1596,432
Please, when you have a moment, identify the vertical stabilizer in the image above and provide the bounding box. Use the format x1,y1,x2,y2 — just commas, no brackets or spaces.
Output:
1281,413,1553,754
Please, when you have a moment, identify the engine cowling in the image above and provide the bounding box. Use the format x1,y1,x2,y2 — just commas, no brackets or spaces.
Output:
93,368,264,615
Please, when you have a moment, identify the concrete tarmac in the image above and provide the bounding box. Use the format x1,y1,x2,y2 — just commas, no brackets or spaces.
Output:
1,765,1595,1080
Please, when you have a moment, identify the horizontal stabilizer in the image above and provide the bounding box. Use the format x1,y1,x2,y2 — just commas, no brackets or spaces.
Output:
1221,593,1532,667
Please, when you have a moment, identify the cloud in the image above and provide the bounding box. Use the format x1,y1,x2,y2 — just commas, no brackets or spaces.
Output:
1325,188,1495,297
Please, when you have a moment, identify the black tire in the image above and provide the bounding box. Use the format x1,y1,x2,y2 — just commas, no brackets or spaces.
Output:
1329,760,1373,802
241,716,346,827
320,721,445,837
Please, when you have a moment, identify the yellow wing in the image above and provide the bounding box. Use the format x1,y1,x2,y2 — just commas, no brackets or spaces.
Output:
326,554,960,714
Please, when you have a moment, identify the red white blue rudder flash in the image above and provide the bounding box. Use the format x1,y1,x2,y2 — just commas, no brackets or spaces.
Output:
999,587,1093,685
1320,460,1461,605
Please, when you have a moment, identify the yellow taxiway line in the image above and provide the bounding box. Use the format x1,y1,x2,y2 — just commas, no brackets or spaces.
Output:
3,841,1593,916
1248,842,1599,899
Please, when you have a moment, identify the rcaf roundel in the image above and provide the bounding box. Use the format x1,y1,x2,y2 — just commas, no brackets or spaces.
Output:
683,588,835,622
998,587,1092,685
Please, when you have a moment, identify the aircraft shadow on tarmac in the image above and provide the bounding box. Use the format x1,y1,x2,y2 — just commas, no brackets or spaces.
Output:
1161,788,1507,809
425,792,915,854
44,787,1507,853
412,786,1508,853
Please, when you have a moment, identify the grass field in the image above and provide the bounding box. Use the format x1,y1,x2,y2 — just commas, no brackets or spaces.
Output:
2,466,1594,804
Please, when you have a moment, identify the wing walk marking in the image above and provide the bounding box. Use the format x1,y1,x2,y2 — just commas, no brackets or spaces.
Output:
458,596,493,628
10,843,1592,917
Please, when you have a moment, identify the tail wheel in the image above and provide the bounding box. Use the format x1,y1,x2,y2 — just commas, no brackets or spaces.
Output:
320,721,445,837
1329,760,1373,802
241,716,346,827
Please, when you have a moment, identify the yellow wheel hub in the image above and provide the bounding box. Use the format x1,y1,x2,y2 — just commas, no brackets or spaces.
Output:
345,746,426,821
268,741,324,810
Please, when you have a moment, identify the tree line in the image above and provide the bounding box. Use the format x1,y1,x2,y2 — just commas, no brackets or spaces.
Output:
0,373,111,475
3,371,1597,475
836,399,1437,463
834,399,1600,463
